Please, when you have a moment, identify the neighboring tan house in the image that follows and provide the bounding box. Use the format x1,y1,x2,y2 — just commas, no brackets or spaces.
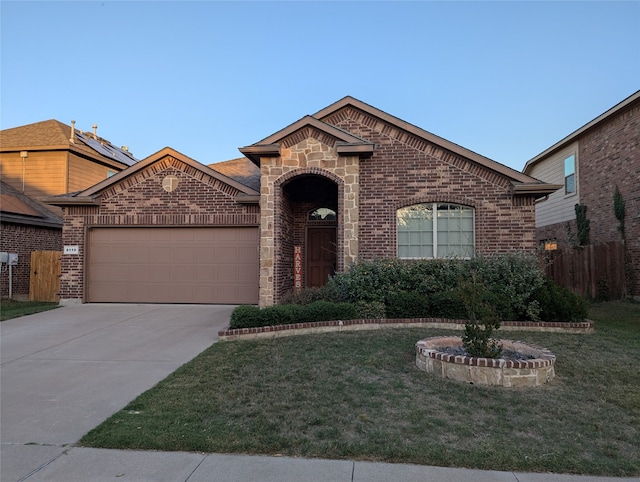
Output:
523,90,639,298
0,119,137,299
49,96,560,306
0,119,138,199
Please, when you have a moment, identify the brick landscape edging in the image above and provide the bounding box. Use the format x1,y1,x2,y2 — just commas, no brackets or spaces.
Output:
218,318,595,341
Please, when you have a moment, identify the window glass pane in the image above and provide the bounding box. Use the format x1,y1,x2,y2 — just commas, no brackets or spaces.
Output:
397,204,433,259
309,208,336,220
564,155,575,176
565,173,575,194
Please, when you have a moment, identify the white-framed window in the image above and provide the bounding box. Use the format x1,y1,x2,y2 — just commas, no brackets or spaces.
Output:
564,154,576,195
397,203,475,259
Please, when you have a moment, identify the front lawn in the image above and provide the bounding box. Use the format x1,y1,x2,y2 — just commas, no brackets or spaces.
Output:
0,299,59,321
79,301,640,476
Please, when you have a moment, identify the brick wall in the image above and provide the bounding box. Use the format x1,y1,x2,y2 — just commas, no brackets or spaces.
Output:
0,223,62,298
324,107,538,260
534,101,639,297
580,103,639,296
59,156,259,301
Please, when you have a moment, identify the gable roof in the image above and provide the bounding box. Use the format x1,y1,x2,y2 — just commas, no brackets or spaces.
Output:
315,96,541,185
239,96,559,196
0,181,63,228
45,147,260,206
524,90,640,174
239,115,375,163
0,119,138,167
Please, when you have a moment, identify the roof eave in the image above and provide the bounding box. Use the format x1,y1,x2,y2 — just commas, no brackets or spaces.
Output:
524,90,640,173
335,142,375,158
314,96,537,184
41,196,100,207
0,213,63,228
512,183,564,198
238,144,280,165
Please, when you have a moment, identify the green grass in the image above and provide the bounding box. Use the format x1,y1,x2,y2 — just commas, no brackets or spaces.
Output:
0,299,59,321
79,301,640,476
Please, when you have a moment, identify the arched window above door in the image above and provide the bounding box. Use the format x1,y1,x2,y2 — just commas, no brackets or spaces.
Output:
308,207,336,221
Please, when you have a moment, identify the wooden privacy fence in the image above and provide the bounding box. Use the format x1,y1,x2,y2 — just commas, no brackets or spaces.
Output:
544,241,626,300
30,251,62,302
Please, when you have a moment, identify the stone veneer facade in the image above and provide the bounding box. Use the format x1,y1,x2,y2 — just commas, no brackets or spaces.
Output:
259,135,359,306
257,105,540,306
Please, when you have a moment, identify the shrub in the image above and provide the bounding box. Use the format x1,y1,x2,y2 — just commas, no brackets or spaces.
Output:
229,301,358,329
532,279,588,322
354,301,386,319
385,291,431,318
459,272,502,359
332,253,544,320
280,282,345,305
229,305,263,329
303,300,358,323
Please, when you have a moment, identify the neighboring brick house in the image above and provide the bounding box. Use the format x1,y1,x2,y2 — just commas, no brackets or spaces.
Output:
0,119,137,299
50,97,559,306
0,181,63,299
523,90,639,298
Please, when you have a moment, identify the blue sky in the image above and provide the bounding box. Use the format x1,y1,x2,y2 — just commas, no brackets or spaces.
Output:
1,1,638,172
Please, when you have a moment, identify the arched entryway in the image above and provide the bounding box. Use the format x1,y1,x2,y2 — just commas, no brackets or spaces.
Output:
275,173,341,300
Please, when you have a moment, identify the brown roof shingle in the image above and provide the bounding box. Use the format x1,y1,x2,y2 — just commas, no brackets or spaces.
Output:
209,157,261,192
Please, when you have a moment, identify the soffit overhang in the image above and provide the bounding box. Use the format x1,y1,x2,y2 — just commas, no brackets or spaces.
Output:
239,115,375,165
511,182,564,198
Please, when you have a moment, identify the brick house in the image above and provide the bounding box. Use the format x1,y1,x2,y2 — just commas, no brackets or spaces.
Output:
0,181,63,298
50,97,559,306
0,119,138,299
523,90,639,298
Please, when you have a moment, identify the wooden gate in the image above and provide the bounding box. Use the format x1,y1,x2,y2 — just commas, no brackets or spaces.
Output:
30,251,61,302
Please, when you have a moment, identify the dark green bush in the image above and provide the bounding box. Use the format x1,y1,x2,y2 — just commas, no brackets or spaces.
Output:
331,253,544,320
532,279,588,322
280,283,345,305
385,291,430,318
229,301,358,329
229,305,263,329
354,301,386,319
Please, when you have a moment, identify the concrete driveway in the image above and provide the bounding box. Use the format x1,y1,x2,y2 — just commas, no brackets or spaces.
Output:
0,303,232,482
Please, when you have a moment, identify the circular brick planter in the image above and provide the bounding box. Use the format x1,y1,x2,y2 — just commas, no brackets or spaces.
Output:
415,336,556,387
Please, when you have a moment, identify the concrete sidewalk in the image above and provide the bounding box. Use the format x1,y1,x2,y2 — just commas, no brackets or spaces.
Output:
14,447,640,482
1,304,637,482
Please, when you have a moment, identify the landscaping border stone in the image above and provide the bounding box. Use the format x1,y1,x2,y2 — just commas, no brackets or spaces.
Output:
218,318,594,341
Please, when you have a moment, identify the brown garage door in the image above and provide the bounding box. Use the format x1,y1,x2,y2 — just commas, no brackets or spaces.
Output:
87,227,258,304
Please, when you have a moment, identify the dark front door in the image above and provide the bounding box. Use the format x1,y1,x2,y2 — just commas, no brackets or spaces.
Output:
307,227,336,287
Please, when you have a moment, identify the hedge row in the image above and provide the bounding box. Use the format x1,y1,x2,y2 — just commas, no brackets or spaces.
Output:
231,254,588,329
